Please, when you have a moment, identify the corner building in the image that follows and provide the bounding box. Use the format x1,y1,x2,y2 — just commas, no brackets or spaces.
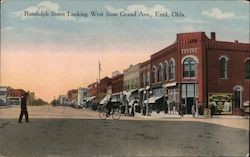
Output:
147,32,249,115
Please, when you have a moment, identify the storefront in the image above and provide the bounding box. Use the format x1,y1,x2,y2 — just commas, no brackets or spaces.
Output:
181,83,198,114
164,82,179,114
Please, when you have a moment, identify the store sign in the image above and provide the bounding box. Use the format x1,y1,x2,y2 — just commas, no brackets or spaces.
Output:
208,93,233,114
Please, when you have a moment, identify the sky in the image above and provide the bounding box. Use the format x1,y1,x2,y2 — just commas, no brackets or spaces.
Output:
0,0,249,102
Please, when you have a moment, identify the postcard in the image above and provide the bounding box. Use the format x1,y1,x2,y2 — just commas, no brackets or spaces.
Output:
0,0,249,157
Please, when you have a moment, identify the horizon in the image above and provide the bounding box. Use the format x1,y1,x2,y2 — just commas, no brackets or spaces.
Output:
1,0,249,102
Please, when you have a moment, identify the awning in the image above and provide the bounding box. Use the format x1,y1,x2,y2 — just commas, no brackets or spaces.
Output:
164,82,177,88
85,96,96,102
99,95,111,105
111,92,122,96
138,88,144,92
128,89,138,94
144,96,163,104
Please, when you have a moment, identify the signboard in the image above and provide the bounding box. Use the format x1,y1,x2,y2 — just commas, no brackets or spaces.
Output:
208,93,233,114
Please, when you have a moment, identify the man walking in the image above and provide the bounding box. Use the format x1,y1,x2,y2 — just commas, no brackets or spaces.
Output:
18,93,29,123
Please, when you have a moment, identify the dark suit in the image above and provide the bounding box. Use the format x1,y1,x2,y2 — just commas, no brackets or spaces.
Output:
19,97,29,122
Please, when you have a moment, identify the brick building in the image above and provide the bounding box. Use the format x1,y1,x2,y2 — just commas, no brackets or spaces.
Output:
140,31,250,115
88,82,98,96
67,89,78,102
112,73,124,94
98,77,112,95
8,89,27,97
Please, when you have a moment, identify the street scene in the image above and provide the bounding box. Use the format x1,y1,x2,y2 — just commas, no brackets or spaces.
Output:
1,0,250,157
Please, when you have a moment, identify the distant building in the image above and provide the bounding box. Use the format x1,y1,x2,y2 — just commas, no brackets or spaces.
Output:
59,95,67,105
7,88,26,105
88,82,98,96
123,64,140,91
98,77,112,95
112,73,124,94
0,86,10,104
77,88,88,106
67,89,78,104
27,91,35,105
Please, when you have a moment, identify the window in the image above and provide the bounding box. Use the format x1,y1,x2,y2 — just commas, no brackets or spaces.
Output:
165,62,168,81
220,57,228,78
143,73,146,87
246,59,250,79
234,87,242,108
158,63,163,82
147,72,150,86
152,66,157,83
183,57,196,77
170,60,175,80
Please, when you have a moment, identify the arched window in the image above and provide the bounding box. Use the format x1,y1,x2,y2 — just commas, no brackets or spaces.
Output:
152,66,157,83
234,86,243,108
165,61,168,81
183,57,196,77
220,57,228,78
170,59,175,80
158,63,163,82
147,71,150,86
143,73,146,87
246,59,250,79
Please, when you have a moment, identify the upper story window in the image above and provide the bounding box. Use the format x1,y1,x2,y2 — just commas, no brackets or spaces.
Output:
165,61,168,81
147,71,150,86
152,66,157,83
220,56,228,79
143,73,146,87
183,57,196,78
246,59,250,79
170,59,175,80
158,63,163,82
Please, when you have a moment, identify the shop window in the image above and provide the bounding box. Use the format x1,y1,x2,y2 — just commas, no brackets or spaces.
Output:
170,60,175,80
220,57,228,79
183,57,197,78
246,59,250,79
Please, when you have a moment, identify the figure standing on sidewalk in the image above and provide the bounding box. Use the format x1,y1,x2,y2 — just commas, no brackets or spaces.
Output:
191,104,196,118
179,103,184,117
18,93,29,123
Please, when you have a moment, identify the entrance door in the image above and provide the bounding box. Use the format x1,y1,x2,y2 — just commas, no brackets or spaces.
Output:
182,84,196,114
186,97,194,114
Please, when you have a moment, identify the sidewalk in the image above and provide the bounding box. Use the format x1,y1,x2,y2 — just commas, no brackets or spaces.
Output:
133,112,249,130
135,112,246,120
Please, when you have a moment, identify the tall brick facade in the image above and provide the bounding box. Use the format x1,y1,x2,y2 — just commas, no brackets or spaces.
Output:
112,74,124,94
140,31,250,115
98,77,112,94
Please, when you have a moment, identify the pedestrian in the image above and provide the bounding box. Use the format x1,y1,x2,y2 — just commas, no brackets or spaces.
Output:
131,103,135,117
18,93,29,123
179,103,184,117
106,98,113,116
142,105,146,116
191,104,196,118
211,104,215,117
